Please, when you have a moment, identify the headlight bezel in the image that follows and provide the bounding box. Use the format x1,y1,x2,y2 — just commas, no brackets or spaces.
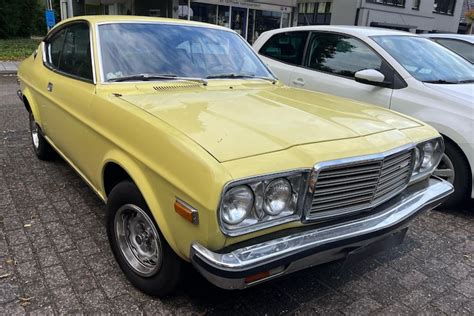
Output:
410,137,444,183
218,170,309,237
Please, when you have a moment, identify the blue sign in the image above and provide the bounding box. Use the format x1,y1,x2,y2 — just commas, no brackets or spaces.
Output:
45,10,56,29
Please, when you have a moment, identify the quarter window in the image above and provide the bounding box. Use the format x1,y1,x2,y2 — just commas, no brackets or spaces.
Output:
259,32,308,65
305,32,383,78
46,23,93,81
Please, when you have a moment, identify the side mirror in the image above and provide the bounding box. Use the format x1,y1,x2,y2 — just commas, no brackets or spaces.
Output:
355,69,391,88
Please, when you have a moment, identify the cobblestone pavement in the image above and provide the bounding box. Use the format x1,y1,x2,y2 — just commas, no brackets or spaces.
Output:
1,76,473,315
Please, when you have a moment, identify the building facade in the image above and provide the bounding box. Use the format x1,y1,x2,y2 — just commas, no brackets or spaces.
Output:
59,0,297,43
297,0,464,33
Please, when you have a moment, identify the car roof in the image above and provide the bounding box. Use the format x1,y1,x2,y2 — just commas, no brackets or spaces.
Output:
52,15,233,32
263,25,413,38
419,33,474,43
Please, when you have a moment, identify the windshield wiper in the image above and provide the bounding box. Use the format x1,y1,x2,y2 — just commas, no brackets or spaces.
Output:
206,73,277,84
422,79,460,84
108,73,207,85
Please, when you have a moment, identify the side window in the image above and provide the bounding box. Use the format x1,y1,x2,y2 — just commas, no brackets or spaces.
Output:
48,30,66,68
433,39,474,64
47,23,93,81
259,32,308,65
305,32,383,78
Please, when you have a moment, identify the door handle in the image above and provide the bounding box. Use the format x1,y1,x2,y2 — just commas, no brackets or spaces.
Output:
47,82,53,92
292,78,305,86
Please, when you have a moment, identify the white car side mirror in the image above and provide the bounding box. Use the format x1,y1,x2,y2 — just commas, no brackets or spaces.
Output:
355,69,390,87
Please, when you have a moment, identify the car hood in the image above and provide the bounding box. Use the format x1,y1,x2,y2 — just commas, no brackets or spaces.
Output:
119,84,421,162
423,82,474,103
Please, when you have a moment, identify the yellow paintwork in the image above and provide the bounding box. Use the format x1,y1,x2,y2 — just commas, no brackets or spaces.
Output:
17,16,440,260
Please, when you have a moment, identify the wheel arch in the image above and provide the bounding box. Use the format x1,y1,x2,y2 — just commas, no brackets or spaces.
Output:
101,151,182,257
439,132,472,182
21,88,42,125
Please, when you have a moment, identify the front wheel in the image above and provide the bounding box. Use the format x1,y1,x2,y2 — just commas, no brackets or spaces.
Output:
433,141,471,209
106,181,183,296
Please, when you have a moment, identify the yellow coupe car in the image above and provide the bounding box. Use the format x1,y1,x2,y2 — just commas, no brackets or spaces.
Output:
17,16,453,296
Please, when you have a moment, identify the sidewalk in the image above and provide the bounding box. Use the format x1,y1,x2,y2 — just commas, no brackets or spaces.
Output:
0,61,20,74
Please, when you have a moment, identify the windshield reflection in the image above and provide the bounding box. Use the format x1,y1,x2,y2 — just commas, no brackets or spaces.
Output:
98,23,274,82
372,35,474,83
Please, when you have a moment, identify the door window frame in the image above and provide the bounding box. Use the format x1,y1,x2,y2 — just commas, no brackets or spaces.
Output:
299,30,406,89
42,20,96,84
258,31,311,67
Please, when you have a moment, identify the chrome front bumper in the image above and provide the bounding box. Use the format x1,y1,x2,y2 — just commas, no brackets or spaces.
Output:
190,177,453,290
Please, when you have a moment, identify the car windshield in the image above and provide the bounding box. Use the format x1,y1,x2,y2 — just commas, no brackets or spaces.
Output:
372,35,474,83
98,23,274,82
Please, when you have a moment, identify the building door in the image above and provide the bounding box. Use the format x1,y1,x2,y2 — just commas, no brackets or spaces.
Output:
231,7,247,39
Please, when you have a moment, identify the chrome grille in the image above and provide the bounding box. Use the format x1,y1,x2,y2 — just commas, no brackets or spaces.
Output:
306,148,414,220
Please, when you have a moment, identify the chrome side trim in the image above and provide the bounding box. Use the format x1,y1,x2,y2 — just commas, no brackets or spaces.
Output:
191,177,452,281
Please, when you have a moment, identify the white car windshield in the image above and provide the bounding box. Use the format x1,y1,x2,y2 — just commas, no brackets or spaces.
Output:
372,35,474,84
97,23,274,82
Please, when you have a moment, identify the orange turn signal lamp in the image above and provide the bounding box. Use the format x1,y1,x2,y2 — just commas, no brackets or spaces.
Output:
174,198,199,224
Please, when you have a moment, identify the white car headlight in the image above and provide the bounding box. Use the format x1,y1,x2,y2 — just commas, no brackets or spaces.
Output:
221,186,254,225
219,172,307,236
410,137,444,183
264,179,292,216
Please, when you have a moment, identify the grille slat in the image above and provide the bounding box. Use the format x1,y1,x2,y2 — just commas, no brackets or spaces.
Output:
307,149,413,219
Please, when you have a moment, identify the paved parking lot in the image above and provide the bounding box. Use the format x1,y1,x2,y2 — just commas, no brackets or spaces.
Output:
0,75,473,314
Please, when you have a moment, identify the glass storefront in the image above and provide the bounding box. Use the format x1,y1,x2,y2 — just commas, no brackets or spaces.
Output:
178,1,293,44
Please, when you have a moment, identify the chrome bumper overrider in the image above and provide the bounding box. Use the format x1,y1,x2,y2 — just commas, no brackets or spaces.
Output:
190,177,453,289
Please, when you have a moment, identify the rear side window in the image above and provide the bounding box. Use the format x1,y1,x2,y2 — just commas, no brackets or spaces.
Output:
48,30,66,68
46,23,93,81
259,31,308,65
305,32,383,78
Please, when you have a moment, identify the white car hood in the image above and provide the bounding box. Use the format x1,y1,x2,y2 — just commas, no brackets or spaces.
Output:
423,83,474,103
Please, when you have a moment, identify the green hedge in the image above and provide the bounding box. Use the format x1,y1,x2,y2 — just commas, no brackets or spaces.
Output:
0,0,60,39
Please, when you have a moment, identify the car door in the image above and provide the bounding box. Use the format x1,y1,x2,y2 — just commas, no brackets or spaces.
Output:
41,22,96,172
257,31,309,84
289,32,395,108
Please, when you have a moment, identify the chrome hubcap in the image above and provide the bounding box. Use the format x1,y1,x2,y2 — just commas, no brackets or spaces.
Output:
114,204,162,277
433,153,455,184
29,115,39,149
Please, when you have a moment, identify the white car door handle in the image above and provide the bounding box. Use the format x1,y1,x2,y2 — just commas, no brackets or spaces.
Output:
292,78,305,86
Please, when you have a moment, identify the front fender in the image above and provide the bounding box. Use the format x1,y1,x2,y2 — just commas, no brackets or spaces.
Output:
100,149,224,260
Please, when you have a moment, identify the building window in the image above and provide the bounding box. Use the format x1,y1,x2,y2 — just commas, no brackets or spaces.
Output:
178,0,189,20
190,2,217,24
298,2,332,26
366,0,406,7
433,0,456,15
412,0,420,10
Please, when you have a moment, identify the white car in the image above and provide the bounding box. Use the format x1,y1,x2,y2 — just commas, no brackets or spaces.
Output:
420,34,474,64
254,26,474,207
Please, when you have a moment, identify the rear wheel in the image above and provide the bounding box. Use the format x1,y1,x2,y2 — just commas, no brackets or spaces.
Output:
29,113,54,160
433,141,471,209
106,180,183,296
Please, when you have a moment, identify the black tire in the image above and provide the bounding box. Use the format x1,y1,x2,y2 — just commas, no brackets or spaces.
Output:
435,140,471,209
106,180,183,296
29,113,54,160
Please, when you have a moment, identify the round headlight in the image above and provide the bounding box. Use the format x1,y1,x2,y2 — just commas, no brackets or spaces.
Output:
221,186,254,225
263,178,292,216
421,142,435,169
